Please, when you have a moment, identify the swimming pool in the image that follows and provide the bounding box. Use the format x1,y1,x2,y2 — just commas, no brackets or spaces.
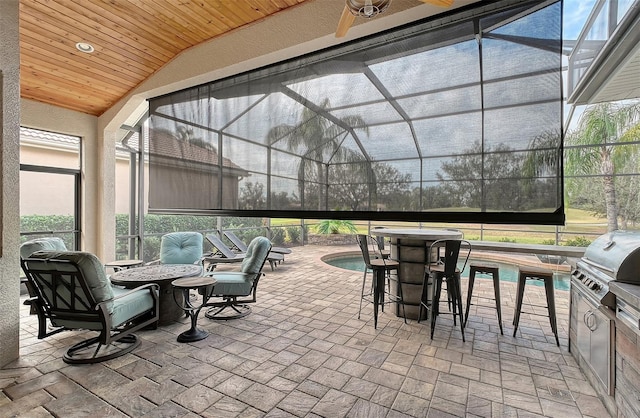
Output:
323,254,571,291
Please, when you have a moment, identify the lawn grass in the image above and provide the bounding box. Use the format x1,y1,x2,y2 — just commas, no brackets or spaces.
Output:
268,208,608,245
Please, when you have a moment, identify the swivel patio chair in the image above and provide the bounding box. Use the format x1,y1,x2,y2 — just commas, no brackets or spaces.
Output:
419,239,471,342
21,250,159,364
357,234,407,329
202,236,272,320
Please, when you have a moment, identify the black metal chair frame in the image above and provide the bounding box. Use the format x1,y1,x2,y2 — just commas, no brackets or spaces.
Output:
357,234,407,329
21,255,159,364
464,263,504,335
513,267,559,346
202,274,265,320
419,239,471,341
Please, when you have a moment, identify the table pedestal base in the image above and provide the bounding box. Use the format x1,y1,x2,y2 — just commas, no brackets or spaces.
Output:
172,276,217,343
177,327,209,343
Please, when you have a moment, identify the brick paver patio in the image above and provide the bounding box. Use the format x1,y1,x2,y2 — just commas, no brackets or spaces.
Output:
0,244,610,417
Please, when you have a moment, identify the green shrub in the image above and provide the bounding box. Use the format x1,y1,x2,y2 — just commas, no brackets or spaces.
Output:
315,220,358,235
565,236,591,247
286,226,301,244
270,228,285,245
20,215,74,235
541,239,556,245
498,237,517,243
143,236,162,262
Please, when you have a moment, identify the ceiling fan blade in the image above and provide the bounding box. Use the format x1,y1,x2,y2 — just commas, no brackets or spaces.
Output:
336,5,356,38
419,0,455,6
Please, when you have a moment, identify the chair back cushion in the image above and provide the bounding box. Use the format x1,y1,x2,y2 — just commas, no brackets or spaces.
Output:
160,232,203,265
241,236,272,274
20,237,68,259
23,251,115,313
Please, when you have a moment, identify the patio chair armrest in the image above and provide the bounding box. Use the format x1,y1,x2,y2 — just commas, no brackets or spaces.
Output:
96,282,160,310
23,296,38,306
145,259,160,266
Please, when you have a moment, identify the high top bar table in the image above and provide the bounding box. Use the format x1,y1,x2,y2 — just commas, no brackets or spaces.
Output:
373,229,463,320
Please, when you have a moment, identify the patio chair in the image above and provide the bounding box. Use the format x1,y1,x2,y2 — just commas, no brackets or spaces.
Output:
205,233,282,271
21,250,159,364
202,236,272,320
223,230,292,261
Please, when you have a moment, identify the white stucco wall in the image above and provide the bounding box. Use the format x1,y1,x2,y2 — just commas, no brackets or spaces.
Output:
20,100,110,259
0,0,21,368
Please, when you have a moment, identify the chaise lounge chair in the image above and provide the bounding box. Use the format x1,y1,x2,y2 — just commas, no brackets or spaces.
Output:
223,230,292,262
205,233,282,271
203,234,246,271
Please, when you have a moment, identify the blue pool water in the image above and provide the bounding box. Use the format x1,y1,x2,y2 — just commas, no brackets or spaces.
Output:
324,255,571,291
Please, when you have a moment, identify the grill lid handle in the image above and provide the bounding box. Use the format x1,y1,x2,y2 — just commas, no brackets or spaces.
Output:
581,257,615,274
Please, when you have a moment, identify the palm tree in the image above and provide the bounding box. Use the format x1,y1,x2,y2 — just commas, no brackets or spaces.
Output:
266,98,368,210
566,102,640,231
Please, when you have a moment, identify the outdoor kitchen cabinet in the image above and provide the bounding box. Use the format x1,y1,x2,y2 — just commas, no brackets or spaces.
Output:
571,287,615,394
569,231,640,417
610,282,640,418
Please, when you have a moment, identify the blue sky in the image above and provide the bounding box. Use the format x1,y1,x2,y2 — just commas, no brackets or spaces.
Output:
563,0,597,40
562,0,598,131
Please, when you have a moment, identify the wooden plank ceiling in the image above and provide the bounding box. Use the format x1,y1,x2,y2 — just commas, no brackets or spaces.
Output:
19,0,309,116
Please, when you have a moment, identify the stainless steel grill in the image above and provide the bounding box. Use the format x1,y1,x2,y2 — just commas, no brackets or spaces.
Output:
572,230,640,309
570,230,640,399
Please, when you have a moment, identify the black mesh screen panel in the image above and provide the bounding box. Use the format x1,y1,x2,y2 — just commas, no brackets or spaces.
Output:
148,0,564,224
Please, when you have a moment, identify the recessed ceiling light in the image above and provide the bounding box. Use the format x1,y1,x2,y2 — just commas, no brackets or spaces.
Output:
75,42,94,53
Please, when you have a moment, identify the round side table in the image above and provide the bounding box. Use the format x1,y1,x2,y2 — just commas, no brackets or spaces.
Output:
171,276,216,343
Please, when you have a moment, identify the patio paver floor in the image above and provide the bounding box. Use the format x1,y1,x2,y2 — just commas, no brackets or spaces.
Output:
1,244,611,417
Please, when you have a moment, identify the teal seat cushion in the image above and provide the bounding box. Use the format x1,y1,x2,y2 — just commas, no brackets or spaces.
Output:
109,286,156,328
160,232,203,265
208,272,255,296
241,236,271,274
25,251,115,313
50,286,156,330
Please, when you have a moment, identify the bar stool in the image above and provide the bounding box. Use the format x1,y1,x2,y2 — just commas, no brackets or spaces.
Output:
356,235,407,329
464,263,503,335
372,227,391,259
512,267,559,346
418,239,471,342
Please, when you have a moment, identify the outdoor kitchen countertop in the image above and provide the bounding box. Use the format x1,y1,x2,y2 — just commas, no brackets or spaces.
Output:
610,281,640,307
